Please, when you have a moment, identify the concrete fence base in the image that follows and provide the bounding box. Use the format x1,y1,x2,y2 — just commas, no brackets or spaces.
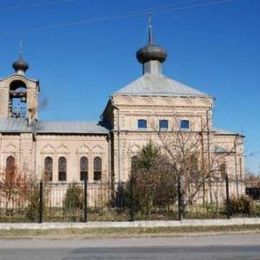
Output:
0,218,260,230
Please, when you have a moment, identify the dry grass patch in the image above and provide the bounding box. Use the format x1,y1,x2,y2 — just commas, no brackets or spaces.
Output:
0,224,260,239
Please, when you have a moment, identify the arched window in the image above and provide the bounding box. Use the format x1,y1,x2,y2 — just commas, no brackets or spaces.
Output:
131,156,138,174
220,163,226,179
44,157,53,181
94,157,102,181
138,119,147,129
58,157,67,181
180,119,190,130
239,158,242,179
80,157,88,181
6,156,15,172
9,80,27,118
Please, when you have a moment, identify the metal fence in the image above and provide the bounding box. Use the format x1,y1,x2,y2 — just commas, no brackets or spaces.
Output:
0,177,259,223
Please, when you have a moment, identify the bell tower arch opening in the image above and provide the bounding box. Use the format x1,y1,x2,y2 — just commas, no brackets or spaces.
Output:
9,80,27,118
0,53,40,121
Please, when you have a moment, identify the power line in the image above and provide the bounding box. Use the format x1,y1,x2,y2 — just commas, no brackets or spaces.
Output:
155,0,232,13
0,0,76,11
3,0,233,33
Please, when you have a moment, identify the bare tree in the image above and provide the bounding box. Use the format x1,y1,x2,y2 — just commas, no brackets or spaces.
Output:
245,169,260,187
0,163,30,211
151,115,238,210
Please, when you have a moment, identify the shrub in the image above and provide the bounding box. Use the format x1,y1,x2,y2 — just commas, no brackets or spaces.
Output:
63,183,83,213
25,184,40,221
228,195,253,215
121,142,177,216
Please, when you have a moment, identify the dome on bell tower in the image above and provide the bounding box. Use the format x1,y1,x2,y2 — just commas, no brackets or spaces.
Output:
136,17,167,74
12,56,29,74
12,41,29,75
136,43,167,64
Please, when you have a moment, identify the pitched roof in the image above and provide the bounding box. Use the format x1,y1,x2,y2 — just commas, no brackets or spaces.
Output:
0,118,31,133
114,73,210,97
213,127,238,135
0,118,109,134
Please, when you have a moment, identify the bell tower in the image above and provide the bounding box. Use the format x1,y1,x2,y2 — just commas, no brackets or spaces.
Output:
0,54,39,124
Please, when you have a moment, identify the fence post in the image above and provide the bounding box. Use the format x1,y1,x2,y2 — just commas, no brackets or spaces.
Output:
83,180,88,222
39,181,43,223
177,176,182,221
129,178,134,221
225,174,231,219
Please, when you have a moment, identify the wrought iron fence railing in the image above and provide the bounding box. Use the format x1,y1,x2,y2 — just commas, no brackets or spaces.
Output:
0,178,259,223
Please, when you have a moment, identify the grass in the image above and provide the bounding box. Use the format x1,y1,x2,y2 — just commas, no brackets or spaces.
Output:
0,224,260,239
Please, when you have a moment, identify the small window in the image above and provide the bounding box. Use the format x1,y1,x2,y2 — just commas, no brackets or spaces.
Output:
159,119,168,129
80,157,88,181
58,157,67,181
94,157,102,181
138,119,147,129
44,157,53,181
180,120,190,130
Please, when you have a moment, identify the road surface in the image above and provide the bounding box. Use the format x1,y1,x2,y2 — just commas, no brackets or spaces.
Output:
0,233,259,259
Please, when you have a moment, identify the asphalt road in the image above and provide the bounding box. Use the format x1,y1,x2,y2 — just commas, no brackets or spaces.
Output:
0,233,260,259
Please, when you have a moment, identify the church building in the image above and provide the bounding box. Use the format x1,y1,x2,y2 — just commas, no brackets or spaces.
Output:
0,25,245,199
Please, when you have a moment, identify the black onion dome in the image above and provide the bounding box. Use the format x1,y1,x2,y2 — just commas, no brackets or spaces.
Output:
136,43,167,64
12,58,29,73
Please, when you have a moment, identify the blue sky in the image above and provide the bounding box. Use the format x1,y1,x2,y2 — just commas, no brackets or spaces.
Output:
0,0,259,172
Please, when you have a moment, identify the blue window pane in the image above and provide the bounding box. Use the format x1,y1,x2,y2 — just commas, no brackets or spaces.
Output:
138,119,147,129
159,119,168,129
180,120,189,129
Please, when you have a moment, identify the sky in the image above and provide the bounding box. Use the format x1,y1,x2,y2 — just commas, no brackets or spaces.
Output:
0,0,259,173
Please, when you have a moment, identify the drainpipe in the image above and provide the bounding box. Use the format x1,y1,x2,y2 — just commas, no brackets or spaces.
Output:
234,135,239,196
200,130,206,205
0,134,2,170
113,105,121,184
206,102,213,204
19,133,22,171
32,122,37,179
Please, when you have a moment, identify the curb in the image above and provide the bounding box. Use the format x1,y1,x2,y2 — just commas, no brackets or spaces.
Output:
0,218,260,230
